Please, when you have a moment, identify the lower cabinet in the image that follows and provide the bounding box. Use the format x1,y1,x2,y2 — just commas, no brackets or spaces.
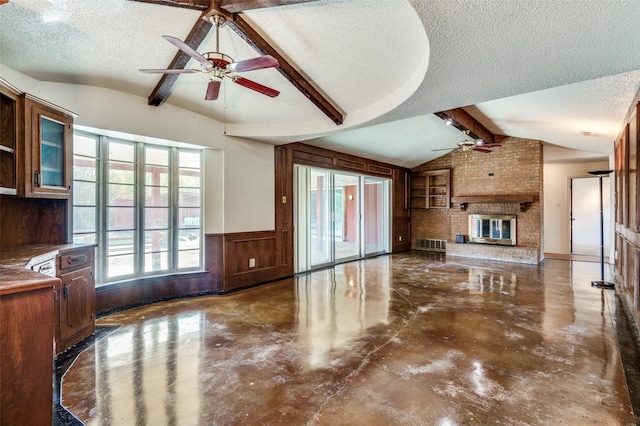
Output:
1,283,56,426
56,246,96,352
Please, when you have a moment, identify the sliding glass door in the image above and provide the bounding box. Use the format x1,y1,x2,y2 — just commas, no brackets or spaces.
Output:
295,166,390,273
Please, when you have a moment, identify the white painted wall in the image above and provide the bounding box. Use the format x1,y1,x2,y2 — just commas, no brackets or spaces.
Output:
543,158,613,258
223,139,275,233
1,66,275,234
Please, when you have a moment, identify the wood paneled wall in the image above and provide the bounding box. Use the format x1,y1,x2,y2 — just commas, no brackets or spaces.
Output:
614,94,640,332
0,196,68,249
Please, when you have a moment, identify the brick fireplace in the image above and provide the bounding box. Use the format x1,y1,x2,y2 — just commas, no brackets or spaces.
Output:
411,137,543,264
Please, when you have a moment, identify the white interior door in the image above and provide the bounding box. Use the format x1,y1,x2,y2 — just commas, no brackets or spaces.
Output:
571,176,610,256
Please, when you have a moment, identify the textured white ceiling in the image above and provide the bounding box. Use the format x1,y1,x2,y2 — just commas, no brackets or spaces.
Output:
1,0,640,168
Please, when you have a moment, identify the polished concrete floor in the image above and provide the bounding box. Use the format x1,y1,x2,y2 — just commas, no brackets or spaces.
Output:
59,253,639,425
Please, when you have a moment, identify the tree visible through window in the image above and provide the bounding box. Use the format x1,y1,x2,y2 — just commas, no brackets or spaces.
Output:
73,131,203,284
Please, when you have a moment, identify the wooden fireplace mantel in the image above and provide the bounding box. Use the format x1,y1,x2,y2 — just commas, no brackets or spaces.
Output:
450,194,538,211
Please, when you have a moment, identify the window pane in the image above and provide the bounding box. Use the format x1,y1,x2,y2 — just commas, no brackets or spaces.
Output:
178,188,200,207
179,208,200,228
144,230,169,253
145,165,169,186
73,156,97,181
107,231,135,255
178,230,200,250
179,151,200,169
108,184,134,206
73,181,97,205
74,135,96,157
145,186,169,207
74,207,96,233
108,207,135,230
179,168,200,188
145,252,169,273
108,161,134,184
146,147,169,166
109,142,135,162
144,207,169,230
73,233,96,245
178,249,200,268
107,254,134,278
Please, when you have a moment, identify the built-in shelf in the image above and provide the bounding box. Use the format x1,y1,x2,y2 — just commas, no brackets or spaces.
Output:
411,169,450,209
451,194,538,211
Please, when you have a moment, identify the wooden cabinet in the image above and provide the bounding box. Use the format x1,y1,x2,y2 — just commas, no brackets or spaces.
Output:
1,276,57,426
22,93,74,198
56,246,96,352
0,78,21,195
411,169,450,209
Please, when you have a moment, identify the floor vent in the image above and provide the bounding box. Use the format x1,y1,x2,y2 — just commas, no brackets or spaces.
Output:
415,238,447,252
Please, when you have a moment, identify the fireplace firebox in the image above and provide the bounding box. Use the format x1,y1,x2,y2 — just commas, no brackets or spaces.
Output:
468,214,516,246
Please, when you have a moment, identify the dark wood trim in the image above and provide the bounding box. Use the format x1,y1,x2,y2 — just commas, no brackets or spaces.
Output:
288,143,398,178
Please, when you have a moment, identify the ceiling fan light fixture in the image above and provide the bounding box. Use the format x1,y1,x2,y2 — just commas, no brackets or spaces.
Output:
444,117,454,126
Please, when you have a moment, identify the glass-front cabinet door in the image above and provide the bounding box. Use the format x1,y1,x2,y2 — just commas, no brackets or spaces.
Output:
24,94,73,198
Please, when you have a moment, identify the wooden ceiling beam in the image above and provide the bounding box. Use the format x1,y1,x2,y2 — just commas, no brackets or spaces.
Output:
217,10,343,125
218,0,318,13
132,0,343,125
147,15,213,106
434,108,499,144
128,0,210,11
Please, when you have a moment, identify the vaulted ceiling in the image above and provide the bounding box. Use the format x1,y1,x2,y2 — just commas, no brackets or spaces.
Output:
1,0,640,168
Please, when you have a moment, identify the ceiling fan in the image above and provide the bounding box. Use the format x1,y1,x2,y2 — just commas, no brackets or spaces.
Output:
434,130,502,154
139,15,280,101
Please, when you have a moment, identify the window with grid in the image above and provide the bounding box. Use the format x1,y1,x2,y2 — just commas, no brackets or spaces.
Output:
72,131,203,284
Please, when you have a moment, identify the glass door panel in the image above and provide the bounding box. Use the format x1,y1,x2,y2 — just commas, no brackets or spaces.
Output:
334,173,360,261
295,166,391,273
40,117,65,187
310,169,332,267
364,177,389,255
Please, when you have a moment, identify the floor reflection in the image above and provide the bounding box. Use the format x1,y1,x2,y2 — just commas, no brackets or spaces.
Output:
296,262,390,368
59,254,637,425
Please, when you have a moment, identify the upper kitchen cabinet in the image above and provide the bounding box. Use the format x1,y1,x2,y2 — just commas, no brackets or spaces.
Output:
0,79,21,195
21,93,75,198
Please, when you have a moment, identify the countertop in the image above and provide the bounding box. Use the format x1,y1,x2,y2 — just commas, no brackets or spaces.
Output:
0,244,96,296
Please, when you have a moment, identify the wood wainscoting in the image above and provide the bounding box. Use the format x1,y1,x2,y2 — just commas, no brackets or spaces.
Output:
95,230,291,314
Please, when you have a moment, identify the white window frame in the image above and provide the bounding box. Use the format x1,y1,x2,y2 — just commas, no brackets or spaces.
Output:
72,130,204,285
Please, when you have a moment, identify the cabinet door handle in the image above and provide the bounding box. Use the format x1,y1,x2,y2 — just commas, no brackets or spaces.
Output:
68,254,87,265
63,284,68,299
34,171,40,187
38,264,52,273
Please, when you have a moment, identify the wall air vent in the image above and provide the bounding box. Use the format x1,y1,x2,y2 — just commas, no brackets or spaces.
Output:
415,238,447,252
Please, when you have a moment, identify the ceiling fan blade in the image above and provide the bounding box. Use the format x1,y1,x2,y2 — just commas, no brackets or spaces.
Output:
205,80,221,101
139,68,199,74
233,77,279,97
472,147,492,153
227,55,279,73
162,35,212,70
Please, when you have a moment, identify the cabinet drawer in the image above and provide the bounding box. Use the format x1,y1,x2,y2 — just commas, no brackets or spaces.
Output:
59,250,92,272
